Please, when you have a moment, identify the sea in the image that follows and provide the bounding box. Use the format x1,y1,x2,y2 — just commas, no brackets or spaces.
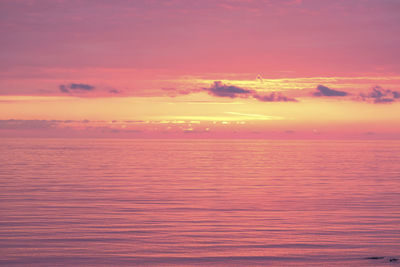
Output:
0,138,399,266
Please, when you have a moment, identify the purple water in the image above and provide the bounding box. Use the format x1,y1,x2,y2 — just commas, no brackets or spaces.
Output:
1,138,399,266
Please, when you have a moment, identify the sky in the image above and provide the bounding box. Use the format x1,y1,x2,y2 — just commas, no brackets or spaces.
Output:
1,0,400,138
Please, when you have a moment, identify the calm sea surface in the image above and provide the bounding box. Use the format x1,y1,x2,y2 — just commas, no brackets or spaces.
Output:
0,139,399,266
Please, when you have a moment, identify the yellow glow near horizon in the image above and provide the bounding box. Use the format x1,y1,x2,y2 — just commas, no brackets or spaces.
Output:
1,94,399,123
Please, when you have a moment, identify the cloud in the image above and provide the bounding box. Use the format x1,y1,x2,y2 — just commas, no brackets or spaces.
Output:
0,119,58,129
311,85,400,104
204,81,297,102
70,83,94,90
224,111,285,120
109,89,121,94
59,83,95,93
98,127,142,134
313,85,348,97
162,87,203,97
205,81,252,98
253,92,297,102
59,85,69,93
358,86,400,104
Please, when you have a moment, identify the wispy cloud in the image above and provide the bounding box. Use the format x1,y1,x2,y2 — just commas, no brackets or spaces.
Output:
0,120,146,133
0,119,58,129
253,92,297,102
224,111,285,120
162,87,203,97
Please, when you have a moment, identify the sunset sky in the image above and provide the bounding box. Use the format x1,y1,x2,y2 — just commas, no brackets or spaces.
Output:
1,0,400,138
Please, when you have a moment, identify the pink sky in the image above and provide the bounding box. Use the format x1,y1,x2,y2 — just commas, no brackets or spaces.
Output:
1,0,400,138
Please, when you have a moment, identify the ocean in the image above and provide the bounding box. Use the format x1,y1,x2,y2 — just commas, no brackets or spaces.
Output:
1,138,399,266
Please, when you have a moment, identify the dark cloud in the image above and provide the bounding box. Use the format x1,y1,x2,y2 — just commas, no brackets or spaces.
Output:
109,89,121,94
59,85,69,93
359,86,400,104
375,98,394,103
253,92,297,102
59,83,95,93
70,83,95,90
204,81,297,102
313,85,348,97
205,81,252,98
